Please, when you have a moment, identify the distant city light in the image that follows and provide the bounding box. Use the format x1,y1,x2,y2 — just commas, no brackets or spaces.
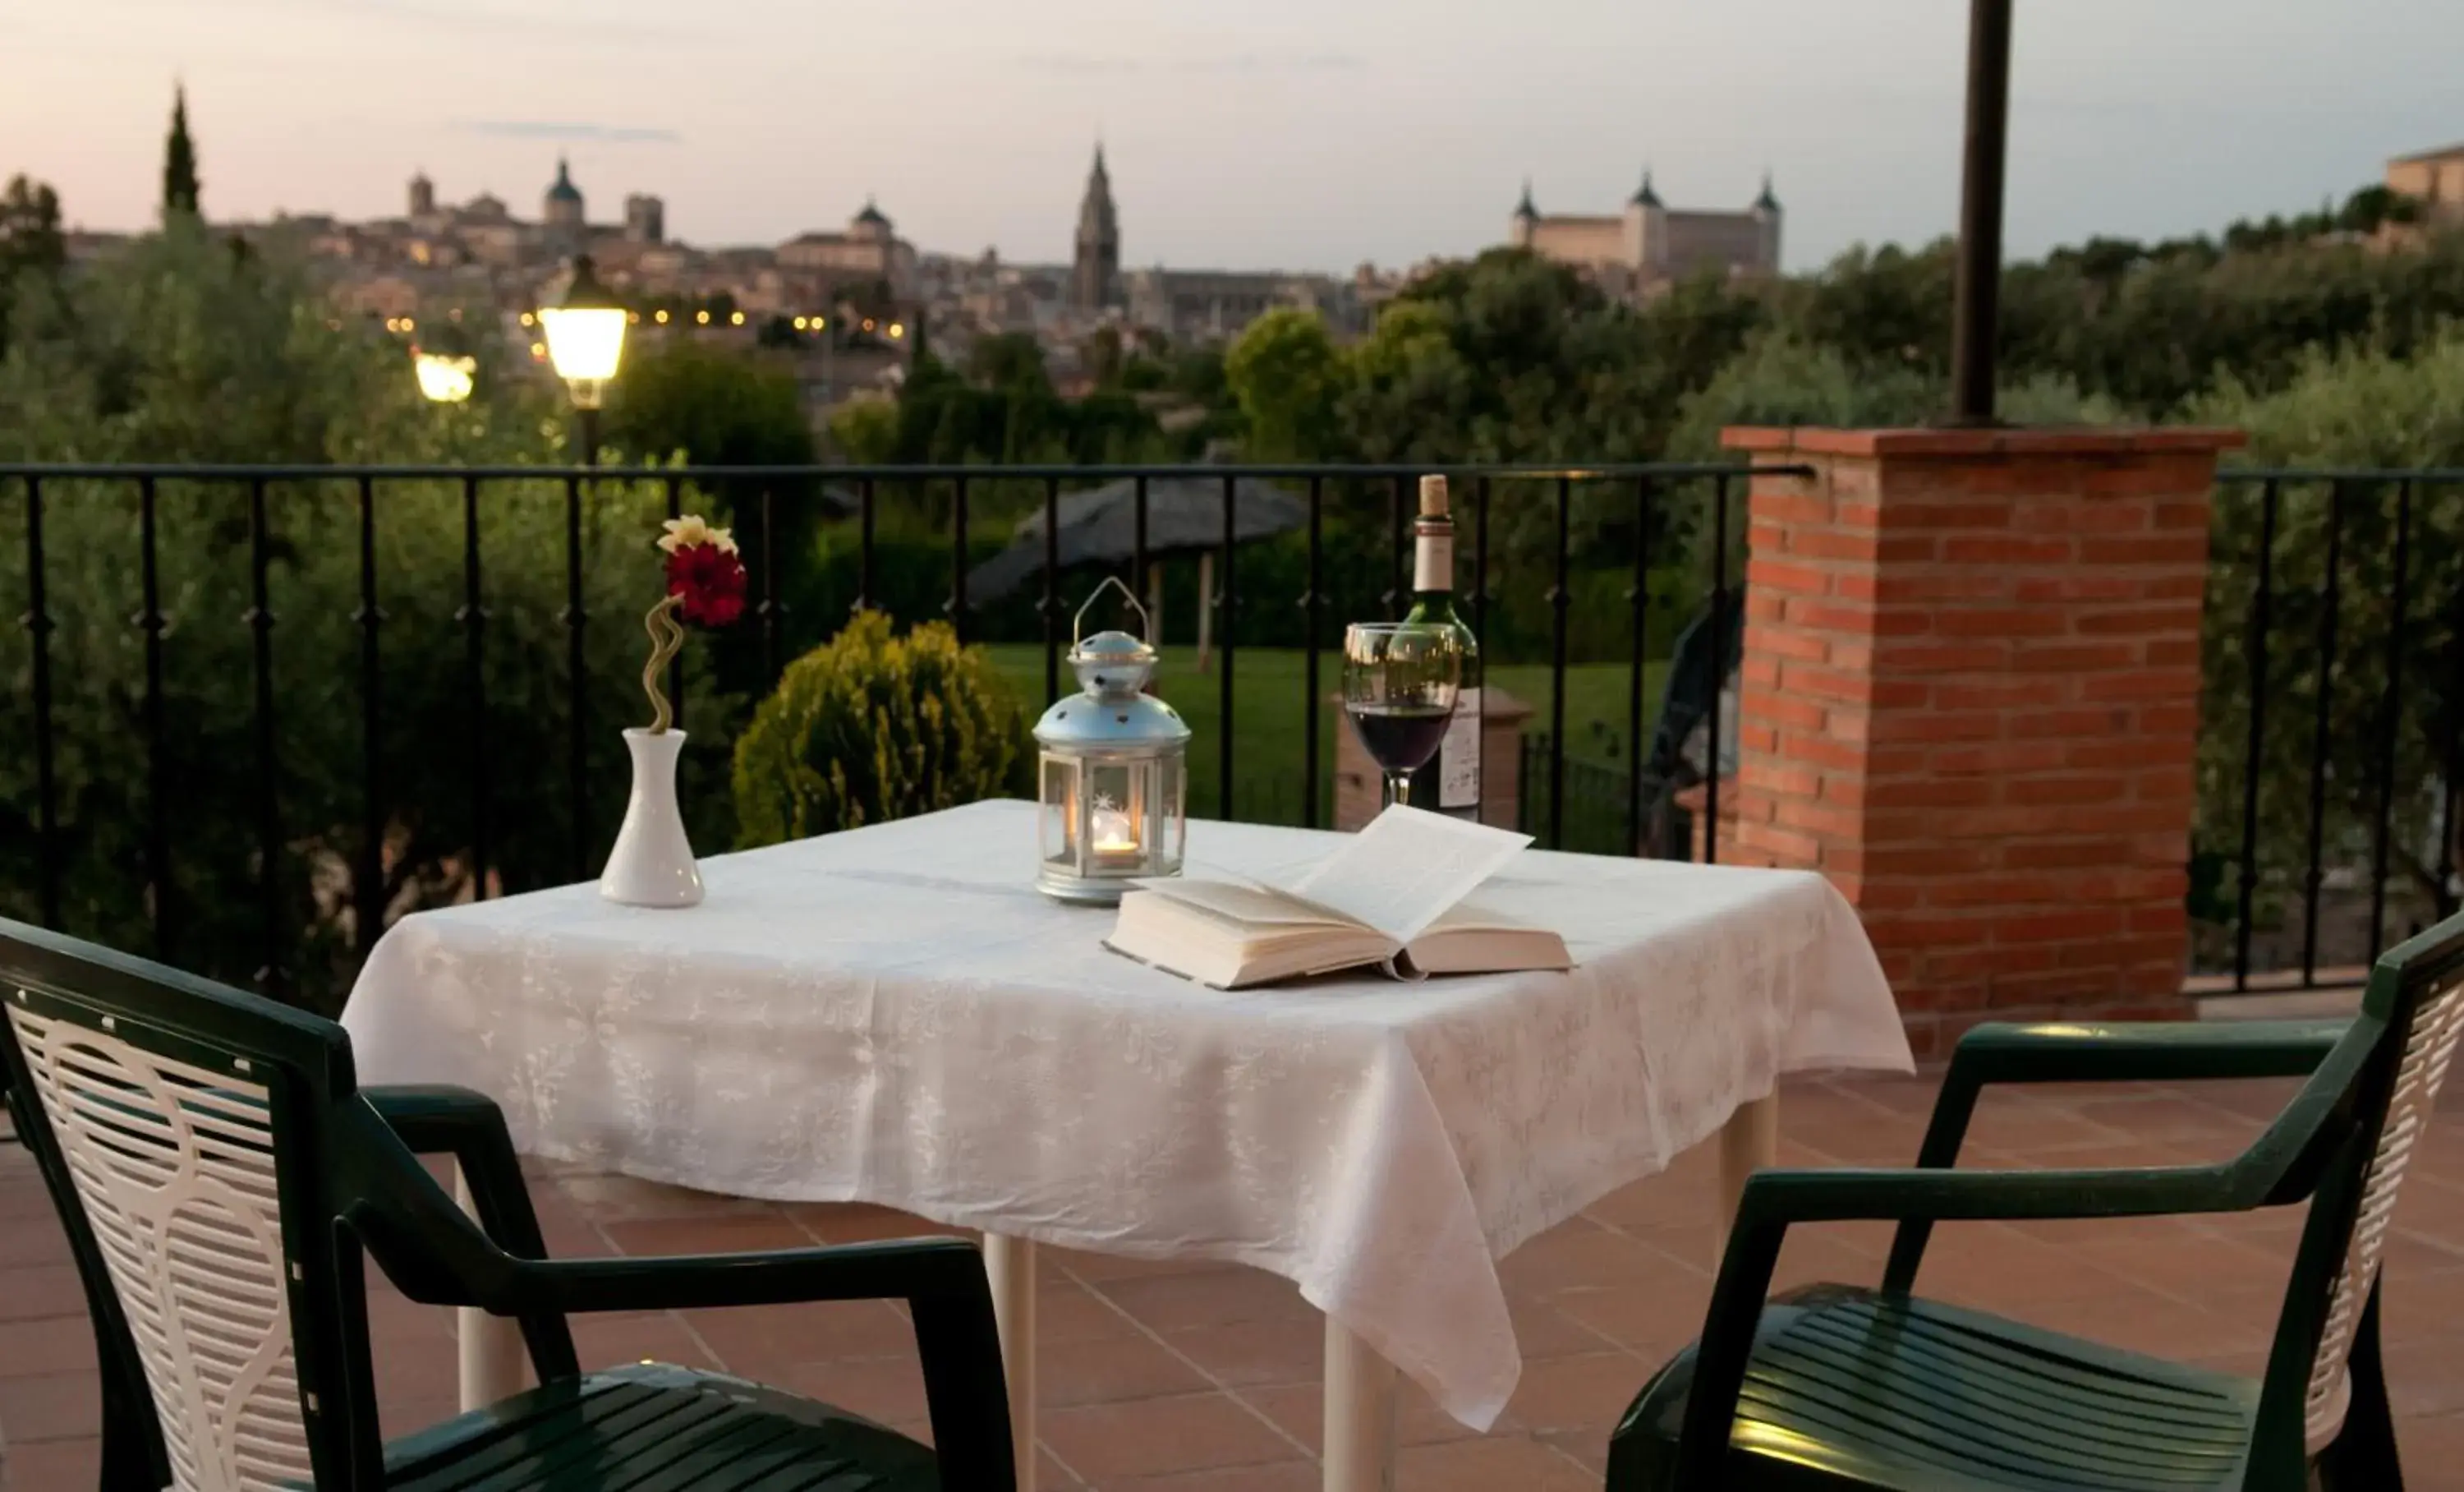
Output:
401,316,416,331
889,322,905,339
530,342,547,359
729,311,745,326
628,311,641,324
412,351,476,403
696,310,710,325
519,311,536,327
793,316,807,330
862,319,876,331
655,309,669,324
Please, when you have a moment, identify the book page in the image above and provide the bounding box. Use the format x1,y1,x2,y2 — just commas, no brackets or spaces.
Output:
1129,877,1358,929
1287,805,1533,943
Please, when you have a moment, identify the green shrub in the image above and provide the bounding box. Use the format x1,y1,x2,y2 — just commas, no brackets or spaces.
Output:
732,611,1029,844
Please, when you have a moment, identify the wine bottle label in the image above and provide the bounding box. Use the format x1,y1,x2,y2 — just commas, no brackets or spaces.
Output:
1414,532,1453,594
1440,688,1480,809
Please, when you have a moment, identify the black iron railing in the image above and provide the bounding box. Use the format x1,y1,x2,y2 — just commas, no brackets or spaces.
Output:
0,462,1752,1009
4,461,2455,1010
2204,471,2464,995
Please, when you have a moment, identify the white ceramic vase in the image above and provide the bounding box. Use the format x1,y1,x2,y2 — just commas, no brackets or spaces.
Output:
600,727,705,907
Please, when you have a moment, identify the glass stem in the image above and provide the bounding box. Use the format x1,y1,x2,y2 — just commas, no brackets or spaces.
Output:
1386,771,1412,810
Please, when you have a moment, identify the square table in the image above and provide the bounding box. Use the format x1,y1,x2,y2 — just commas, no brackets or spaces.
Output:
343,799,1911,1491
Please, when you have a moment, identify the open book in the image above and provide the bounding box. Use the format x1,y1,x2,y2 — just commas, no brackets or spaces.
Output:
1103,806,1573,988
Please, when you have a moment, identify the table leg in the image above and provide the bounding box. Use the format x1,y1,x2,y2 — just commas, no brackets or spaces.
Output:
453,1162,527,1412
984,1232,1037,1492
1714,1089,1781,1259
1323,1316,1399,1492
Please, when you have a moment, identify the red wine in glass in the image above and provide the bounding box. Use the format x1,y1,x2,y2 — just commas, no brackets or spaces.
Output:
1343,623,1462,810
1348,704,1454,776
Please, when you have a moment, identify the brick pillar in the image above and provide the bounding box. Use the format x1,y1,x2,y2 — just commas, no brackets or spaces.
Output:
1720,426,2243,1058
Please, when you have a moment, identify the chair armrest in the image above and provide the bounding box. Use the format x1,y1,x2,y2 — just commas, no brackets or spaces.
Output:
359,1085,581,1383
1673,1159,2248,1490
1880,1019,2345,1292
368,1225,1014,1490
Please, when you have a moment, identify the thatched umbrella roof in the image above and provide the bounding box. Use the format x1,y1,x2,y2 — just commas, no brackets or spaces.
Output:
965,474,1308,603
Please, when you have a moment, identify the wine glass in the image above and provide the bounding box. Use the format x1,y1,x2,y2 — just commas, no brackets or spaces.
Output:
1343,623,1463,810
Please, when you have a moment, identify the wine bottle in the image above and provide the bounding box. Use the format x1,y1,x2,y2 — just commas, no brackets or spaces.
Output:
1402,475,1483,821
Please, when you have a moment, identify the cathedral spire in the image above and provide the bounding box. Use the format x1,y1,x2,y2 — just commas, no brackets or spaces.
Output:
1073,142,1121,311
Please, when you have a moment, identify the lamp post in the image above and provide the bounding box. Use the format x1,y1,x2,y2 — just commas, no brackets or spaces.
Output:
539,253,627,467
1948,0,2014,426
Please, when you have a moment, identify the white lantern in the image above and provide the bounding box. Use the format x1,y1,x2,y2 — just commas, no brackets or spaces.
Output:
1034,578,1189,903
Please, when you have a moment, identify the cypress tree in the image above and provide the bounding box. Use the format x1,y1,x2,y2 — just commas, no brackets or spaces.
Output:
162,85,201,219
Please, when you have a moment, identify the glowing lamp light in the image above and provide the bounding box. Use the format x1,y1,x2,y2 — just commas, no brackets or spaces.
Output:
793,315,807,330
520,311,536,327
538,254,627,409
655,308,670,324
889,322,905,339
729,310,745,325
411,350,476,403
695,310,710,325
1032,578,1188,904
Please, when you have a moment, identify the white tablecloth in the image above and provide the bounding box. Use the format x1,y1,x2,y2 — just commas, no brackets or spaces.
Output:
342,799,1910,1429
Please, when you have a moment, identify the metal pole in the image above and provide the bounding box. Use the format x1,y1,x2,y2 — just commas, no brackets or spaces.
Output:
1948,0,2012,426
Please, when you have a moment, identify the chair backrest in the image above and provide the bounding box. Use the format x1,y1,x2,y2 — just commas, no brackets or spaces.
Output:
2253,913,2464,1467
0,920,370,1491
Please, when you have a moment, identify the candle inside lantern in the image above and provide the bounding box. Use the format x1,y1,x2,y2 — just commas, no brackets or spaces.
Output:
1092,805,1139,855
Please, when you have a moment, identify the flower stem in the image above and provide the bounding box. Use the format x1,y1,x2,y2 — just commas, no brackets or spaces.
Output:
642,592,686,733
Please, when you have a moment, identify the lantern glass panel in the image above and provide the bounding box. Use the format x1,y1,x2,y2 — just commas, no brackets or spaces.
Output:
1040,755,1080,869
1153,756,1185,873
1084,759,1146,870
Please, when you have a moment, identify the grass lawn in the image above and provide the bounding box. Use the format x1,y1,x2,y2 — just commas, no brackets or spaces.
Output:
982,644,1668,833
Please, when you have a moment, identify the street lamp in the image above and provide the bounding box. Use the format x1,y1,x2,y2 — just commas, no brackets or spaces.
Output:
540,253,627,465
411,348,476,403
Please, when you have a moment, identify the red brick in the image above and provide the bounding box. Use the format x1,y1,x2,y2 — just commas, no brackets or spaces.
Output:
1742,652,1781,688
1772,797,1862,838
2015,573,2158,603
1940,536,2077,564
2011,776,2130,807
1781,662,1874,704
1993,908,2131,944
1930,679,2070,711
2063,738,2191,771
2152,500,2215,529
1756,491,1835,526
1865,776,1997,810
2079,668,2201,702
1873,571,2011,604
1869,711,2003,745
1735,821,1822,865
1758,628,1831,664
1747,557,1833,596
2146,636,2204,667
2007,707,2137,741
1872,641,2013,672
1740,761,1821,799
1925,742,2067,776
2011,641,2141,672
2074,606,2197,637
1783,731,1871,774
2079,533,2211,565
1752,693,1827,730
1747,519,1792,555
1793,528,1881,562
1889,500,2017,530
1934,607,2071,639
2012,500,2159,535
1786,599,1880,632
1739,721,1778,753
1924,873,2075,909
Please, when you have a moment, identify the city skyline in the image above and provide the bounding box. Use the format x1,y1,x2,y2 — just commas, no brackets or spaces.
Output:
7,0,2462,275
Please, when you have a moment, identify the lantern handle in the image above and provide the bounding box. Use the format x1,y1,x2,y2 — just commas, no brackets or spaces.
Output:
1073,573,1153,648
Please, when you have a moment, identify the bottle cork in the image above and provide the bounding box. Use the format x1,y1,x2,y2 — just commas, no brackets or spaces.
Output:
1418,474,1450,518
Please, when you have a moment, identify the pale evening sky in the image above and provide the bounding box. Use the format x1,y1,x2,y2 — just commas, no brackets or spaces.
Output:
6,0,2458,275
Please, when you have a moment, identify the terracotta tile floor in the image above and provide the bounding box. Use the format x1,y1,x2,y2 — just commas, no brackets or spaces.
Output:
4,1072,2464,1489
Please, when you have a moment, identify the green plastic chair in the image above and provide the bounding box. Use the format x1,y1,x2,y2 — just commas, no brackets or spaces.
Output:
0,919,1016,1490
1608,909,2464,1492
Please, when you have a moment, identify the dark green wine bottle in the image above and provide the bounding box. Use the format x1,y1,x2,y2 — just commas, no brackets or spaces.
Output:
1401,475,1483,820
